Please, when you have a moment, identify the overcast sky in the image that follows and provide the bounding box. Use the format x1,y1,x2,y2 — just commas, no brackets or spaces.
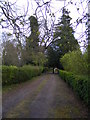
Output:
0,0,88,52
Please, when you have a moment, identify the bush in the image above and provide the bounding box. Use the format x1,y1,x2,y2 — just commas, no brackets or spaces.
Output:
59,70,88,104
42,67,49,73
60,49,88,75
2,65,43,86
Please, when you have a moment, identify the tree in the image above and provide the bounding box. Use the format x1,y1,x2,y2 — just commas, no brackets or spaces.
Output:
60,49,88,75
26,16,39,52
47,46,63,73
2,41,19,66
47,8,79,71
54,8,79,55
0,0,87,49
0,1,87,68
32,52,47,66
21,16,41,65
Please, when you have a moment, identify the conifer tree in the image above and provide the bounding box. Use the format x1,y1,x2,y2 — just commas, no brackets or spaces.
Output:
23,16,40,65
47,8,79,69
54,8,79,55
26,16,39,52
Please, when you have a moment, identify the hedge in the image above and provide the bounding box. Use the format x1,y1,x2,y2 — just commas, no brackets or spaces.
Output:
59,70,88,105
2,65,43,86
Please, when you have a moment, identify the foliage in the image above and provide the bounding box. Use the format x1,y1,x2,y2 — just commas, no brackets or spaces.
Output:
60,49,88,75
26,16,39,52
0,0,87,48
21,16,47,66
2,16,47,67
47,8,79,69
47,47,62,68
2,65,43,86
21,16,40,65
32,52,47,66
27,19,39,49
59,70,88,104
53,8,79,55
2,41,19,66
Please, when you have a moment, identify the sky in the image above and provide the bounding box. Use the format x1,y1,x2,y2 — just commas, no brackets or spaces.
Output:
0,0,88,52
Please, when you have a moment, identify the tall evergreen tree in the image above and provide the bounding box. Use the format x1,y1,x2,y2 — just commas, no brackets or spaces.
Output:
54,8,79,55
26,16,39,52
23,16,40,65
47,8,79,69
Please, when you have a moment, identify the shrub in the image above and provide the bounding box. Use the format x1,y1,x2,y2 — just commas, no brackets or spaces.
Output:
2,65,43,86
42,67,49,73
59,70,88,104
60,49,88,75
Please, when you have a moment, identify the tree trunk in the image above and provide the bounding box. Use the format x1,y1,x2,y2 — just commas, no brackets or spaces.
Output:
53,67,54,74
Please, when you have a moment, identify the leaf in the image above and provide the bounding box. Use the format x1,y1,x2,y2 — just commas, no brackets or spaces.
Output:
12,19,15,23
77,8,79,11
31,39,33,42
52,13,55,17
7,33,12,36
37,31,40,35
42,39,44,43
59,44,62,47
0,19,4,23
70,2,73,4
5,1,7,4
79,19,82,23
20,22,24,26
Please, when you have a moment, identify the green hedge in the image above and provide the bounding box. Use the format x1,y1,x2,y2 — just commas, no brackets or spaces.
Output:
59,70,88,105
2,65,43,86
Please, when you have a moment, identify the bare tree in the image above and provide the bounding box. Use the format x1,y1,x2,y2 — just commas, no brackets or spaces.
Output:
32,0,88,50
0,0,88,50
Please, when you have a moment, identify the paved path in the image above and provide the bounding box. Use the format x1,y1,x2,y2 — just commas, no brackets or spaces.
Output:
2,74,88,118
